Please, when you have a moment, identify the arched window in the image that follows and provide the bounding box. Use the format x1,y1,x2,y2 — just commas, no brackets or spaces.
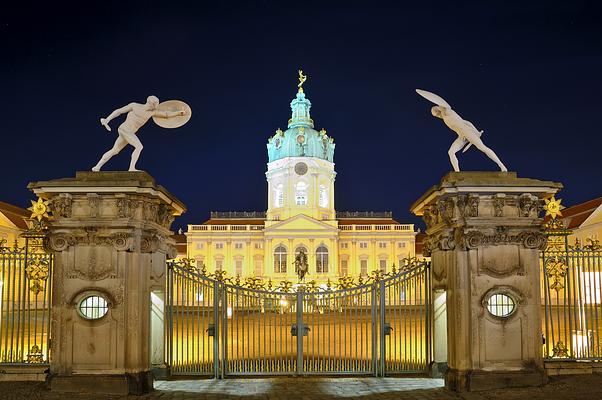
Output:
316,245,329,273
295,245,308,257
274,184,284,207
319,185,328,208
274,245,287,273
295,182,307,206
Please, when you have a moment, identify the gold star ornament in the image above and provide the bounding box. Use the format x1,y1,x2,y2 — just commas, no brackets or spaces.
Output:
544,196,563,219
28,197,51,222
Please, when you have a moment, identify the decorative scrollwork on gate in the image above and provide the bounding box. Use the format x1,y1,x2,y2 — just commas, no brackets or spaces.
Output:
545,256,568,292
25,256,50,295
168,257,428,293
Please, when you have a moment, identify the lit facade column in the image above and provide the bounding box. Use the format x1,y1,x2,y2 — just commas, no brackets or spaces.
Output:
411,172,561,392
351,240,357,275
29,171,185,395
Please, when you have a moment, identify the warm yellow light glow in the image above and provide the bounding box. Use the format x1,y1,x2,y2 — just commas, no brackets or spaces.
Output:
280,298,289,308
227,306,233,319
572,331,590,357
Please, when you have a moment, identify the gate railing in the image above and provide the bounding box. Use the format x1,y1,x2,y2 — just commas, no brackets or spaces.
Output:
0,229,53,365
166,259,431,377
542,238,602,360
542,212,602,361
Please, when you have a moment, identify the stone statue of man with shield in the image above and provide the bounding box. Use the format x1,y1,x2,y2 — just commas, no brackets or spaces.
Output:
92,95,192,172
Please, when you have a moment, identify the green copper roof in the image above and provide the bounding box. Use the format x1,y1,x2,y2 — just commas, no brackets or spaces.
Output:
267,90,335,163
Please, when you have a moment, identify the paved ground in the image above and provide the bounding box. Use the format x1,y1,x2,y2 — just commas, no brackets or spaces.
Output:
2,375,602,399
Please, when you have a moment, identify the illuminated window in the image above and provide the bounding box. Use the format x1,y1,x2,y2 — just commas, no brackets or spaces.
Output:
234,243,243,249
274,184,284,207
379,259,387,273
254,243,263,249
398,242,406,248
79,295,109,320
379,242,387,249
319,185,328,207
235,259,243,276
215,243,224,249
295,182,308,206
359,242,368,249
254,259,264,277
486,293,516,317
196,242,204,250
274,245,287,273
360,259,368,276
215,260,223,271
316,245,329,273
340,242,348,249
340,260,348,276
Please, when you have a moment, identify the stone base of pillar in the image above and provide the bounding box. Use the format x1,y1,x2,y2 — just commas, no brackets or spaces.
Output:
445,368,547,392
429,361,448,378
48,371,153,395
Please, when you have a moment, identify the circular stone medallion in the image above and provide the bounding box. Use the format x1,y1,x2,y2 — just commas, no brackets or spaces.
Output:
294,162,308,176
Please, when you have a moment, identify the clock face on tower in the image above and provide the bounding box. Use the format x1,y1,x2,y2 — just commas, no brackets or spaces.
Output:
294,162,308,176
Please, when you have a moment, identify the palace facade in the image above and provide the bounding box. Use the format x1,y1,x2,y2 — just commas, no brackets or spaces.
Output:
185,81,417,283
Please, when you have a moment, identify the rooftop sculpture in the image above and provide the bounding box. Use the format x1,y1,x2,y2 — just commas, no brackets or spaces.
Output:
92,96,191,172
416,89,507,172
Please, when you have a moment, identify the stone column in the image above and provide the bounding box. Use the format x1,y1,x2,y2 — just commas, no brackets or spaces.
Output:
28,172,185,395
411,172,561,392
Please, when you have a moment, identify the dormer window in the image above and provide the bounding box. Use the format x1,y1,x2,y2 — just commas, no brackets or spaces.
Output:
295,182,308,206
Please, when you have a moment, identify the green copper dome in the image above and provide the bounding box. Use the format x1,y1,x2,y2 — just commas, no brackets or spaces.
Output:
267,89,336,163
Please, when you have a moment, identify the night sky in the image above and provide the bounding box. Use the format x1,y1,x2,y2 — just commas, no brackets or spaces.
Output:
2,1,601,231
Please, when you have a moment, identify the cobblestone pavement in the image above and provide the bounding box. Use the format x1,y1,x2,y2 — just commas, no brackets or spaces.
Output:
2,375,602,400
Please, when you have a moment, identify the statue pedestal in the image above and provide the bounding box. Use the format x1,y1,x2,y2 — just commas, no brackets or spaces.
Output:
411,172,562,392
28,172,185,395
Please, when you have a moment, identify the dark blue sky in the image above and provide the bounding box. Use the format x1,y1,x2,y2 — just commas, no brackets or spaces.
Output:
1,1,601,230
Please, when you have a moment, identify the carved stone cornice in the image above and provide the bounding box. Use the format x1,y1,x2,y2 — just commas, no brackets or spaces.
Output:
518,194,538,218
46,230,134,252
428,226,547,252
116,196,140,218
140,232,160,253
52,194,73,218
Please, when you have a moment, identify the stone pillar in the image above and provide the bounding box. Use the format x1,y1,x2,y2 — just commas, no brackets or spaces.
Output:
28,172,185,395
411,172,561,392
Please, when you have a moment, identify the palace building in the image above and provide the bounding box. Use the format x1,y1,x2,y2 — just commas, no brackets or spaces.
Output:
185,77,417,282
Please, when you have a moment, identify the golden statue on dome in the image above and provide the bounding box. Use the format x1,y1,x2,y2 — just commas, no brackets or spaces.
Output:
298,69,307,92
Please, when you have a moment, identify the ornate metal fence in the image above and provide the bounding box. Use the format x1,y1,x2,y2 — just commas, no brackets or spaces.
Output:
167,259,431,377
542,213,602,360
0,227,53,365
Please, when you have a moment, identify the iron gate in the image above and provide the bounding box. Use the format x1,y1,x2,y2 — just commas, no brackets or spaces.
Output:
542,216,602,360
0,227,53,365
166,260,431,376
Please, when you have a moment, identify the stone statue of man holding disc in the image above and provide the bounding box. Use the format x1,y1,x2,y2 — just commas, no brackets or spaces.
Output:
92,95,192,172
416,89,507,172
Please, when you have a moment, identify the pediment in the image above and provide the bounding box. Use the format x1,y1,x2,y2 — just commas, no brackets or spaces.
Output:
265,214,338,233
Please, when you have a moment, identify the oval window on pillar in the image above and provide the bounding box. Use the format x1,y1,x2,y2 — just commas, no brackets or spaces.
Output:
78,294,109,320
486,293,516,318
